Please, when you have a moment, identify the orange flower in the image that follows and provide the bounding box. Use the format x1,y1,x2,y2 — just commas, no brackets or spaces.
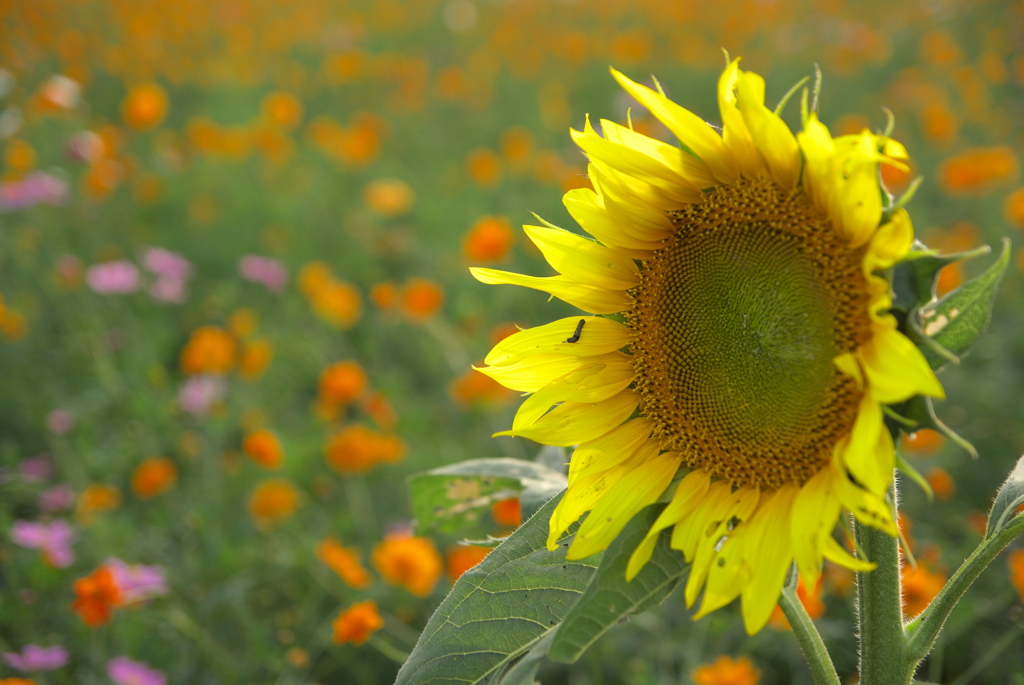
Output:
938,146,1019,194
1009,549,1024,603
1004,187,1024,229
243,429,283,469
926,467,956,501
491,497,522,528
239,339,273,380
363,178,414,217
76,485,122,524
967,511,989,537
262,90,304,129
769,578,824,630
370,282,397,310
298,261,333,297
0,678,39,685
467,148,502,187
131,457,178,499
122,83,169,130
228,308,259,339
180,327,237,375
310,281,362,328
4,139,36,173
324,423,401,474
880,155,913,193
319,361,368,406
463,216,515,263
72,566,123,627
901,428,945,457
372,532,443,597
362,392,397,430
340,115,381,166
902,563,946,618
317,538,372,589
249,479,300,528
0,308,26,340
400,279,444,322
500,127,534,167
447,545,491,583
332,600,384,645
692,655,761,685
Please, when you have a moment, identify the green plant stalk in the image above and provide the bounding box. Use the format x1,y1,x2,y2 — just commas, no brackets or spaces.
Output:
905,514,1024,664
855,485,913,685
778,583,840,685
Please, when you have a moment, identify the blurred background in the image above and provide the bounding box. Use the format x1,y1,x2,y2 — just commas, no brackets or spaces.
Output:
0,0,1022,683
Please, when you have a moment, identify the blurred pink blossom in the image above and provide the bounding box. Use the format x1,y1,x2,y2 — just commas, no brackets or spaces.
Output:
178,375,226,416
0,171,69,210
67,130,105,163
18,454,53,482
46,408,75,435
2,644,69,671
39,484,75,512
143,248,192,281
11,519,75,568
106,559,168,603
107,657,167,685
39,74,81,109
239,255,288,293
87,260,141,294
149,277,187,304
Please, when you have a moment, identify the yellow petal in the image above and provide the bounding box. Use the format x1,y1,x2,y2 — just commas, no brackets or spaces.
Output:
625,469,711,580
512,355,636,429
717,58,766,179
735,71,800,189
495,388,640,446
821,535,876,573
470,268,633,315
600,118,717,189
548,460,636,549
789,467,842,589
568,417,654,486
797,113,836,211
563,187,665,255
863,208,914,275
485,316,631,367
841,394,892,495
610,67,739,184
830,131,882,248
859,320,945,403
737,486,797,634
568,448,681,559
475,353,588,392
522,224,640,291
834,465,897,536
685,486,761,608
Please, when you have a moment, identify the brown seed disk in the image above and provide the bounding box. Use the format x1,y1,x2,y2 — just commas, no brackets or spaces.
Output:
628,178,873,490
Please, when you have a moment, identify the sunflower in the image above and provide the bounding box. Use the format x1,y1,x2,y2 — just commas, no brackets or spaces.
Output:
470,58,944,634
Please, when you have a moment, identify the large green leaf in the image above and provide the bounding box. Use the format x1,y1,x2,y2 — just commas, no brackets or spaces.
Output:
986,454,1024,538
548,505,690,663
409,458,568,536
914,238,1010,368
394,493,599,685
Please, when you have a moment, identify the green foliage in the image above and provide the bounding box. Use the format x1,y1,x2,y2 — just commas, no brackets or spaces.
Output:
985,454,1024,538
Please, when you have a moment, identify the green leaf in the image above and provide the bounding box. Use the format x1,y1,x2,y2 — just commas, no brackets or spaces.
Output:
985,454,1024,538
548,505,689,663
893,243,991,312
394,493,600,685
409,458,568,536
916,238,1010,364
490,633,554,685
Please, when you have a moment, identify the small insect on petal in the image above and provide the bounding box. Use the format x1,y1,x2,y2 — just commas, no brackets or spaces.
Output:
565,319,585,343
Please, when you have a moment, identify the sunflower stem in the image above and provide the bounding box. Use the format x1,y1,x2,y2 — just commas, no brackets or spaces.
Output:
779,580,840,685
855,483,914,685
905,513,1024,666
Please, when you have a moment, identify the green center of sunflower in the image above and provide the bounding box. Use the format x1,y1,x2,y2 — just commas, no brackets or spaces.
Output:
629,179,872,490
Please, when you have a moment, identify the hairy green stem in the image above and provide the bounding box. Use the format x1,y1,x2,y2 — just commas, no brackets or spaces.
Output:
855,484,913,685
905,514,1024,663
779,582,840,685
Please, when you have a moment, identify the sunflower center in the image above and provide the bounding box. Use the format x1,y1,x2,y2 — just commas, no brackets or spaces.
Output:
629,178,872,490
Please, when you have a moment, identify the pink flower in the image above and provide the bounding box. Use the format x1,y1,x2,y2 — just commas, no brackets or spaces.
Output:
239,255,288,293
142,248,191,281
46,408,75,435
107,657,167,685
106,559,167,603
11,519,75,568
2,644,69,671
149,276,187,304
0,171,69,210
18,454,53,482
87,260,141,294
178,375,226,416
67,130,104,163
39,484,75,512
39,75,81,109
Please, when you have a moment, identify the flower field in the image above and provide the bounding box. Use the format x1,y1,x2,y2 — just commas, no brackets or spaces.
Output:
1,1,1022,684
